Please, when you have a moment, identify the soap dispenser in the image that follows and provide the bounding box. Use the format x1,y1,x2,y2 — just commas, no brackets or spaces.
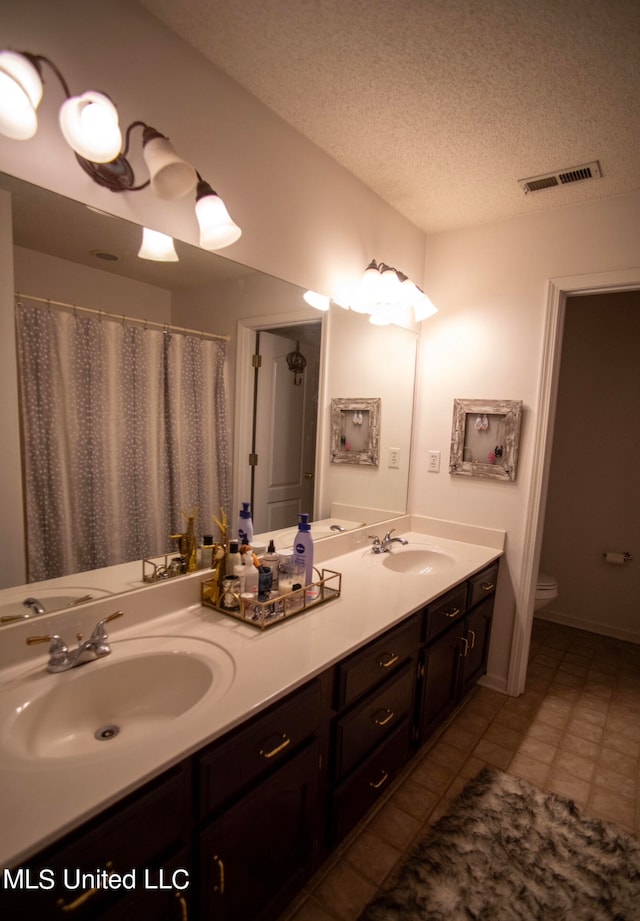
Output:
238,502,254,546
293,513,313,585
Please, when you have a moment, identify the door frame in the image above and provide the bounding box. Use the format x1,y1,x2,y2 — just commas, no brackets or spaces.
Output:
508,266,640,696
232,311,327,534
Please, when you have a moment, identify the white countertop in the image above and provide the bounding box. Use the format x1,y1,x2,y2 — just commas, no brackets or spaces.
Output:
0,517,503,867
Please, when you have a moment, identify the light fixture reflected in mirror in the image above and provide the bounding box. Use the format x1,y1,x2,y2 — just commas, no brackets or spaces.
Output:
303,290,330,311
138,227,179,262
0,47,242,251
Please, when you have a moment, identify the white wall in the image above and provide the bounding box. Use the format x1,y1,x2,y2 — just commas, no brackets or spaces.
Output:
413,191,640,690
539,290,640,642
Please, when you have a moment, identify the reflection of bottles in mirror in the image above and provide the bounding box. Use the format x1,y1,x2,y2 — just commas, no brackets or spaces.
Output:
238,502,253,545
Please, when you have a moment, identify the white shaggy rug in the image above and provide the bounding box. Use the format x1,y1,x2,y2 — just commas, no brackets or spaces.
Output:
358,767,640,921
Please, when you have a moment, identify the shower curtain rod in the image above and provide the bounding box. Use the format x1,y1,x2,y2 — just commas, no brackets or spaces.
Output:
15,292,230,342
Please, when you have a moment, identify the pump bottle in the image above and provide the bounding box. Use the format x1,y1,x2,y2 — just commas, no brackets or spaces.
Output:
292,513,314,585
238,502,253,545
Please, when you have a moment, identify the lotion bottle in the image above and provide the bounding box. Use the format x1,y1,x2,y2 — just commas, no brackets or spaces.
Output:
238,502,253,546
292,513,313,585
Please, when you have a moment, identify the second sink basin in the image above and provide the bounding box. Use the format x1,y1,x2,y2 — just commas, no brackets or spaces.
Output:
2,635,235,761
382,547,456,575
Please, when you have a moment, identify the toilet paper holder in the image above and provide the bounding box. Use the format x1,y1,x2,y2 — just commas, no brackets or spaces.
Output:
602,551,632,564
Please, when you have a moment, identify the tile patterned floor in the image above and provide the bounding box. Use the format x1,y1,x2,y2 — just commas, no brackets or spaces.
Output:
279,619,640,921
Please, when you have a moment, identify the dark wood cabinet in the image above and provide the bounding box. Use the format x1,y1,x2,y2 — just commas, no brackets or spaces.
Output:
199,740,319,921
328,615,420,844
4,561,500,921
416,563,498,745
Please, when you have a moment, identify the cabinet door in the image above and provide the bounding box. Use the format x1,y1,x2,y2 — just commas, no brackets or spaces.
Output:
199,740,319,921
459,596,494,696
418,627,462,742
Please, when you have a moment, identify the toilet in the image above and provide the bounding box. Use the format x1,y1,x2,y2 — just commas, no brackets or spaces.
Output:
535,572,558,611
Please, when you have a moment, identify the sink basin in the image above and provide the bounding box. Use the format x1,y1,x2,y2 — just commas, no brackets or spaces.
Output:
381,548,456,575
0,587,112,624
2,636,235,761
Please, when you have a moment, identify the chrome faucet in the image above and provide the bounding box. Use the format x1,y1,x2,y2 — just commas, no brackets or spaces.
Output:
24,597,46,616
369,529,409,553
26,610,124,673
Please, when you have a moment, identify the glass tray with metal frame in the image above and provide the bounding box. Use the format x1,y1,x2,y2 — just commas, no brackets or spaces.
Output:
201,568,342,629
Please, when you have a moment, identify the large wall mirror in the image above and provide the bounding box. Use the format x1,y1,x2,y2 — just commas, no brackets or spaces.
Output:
0,172,417,604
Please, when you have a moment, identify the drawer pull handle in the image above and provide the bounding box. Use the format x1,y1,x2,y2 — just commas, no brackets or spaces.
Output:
378,652,399,668
369,769,389,790
444,607,460,619
481,582,495,592
260,732,291,759
175,891,189,920
468,628,476,650
56,861,114,912
212,855,225,894
373,708,394,727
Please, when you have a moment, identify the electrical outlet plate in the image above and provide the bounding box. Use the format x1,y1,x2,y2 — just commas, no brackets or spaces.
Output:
388,447,400,468
428,450,440,472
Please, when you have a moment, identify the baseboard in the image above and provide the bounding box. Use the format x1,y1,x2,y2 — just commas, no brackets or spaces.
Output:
477,672,509,695
535,609,640,646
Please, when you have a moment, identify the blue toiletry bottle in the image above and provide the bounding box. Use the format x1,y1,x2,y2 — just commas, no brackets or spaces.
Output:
239,502,253,545
293,513,313,585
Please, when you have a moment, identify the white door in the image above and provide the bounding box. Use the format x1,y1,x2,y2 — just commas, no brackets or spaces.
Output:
251,331,316,533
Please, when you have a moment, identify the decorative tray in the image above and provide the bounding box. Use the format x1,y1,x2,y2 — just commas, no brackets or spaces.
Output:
201,568,342,629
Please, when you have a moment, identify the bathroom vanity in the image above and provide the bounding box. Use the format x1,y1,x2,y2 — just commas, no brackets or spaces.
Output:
0,519,503,920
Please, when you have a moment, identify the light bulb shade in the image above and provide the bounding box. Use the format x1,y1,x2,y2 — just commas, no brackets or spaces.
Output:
303,290,330,311
0,50,43,140
59,91,122,162
138,227,179,262
142,129,196,200
413,291,438,321
195,181,242,250
350,260,380,313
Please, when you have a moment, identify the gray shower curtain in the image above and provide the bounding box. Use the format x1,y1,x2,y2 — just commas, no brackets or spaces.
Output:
15,300,231,582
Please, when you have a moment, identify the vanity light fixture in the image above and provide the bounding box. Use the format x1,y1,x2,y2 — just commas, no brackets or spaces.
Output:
352,259,438,325
138,227,179,262
0,48,242,250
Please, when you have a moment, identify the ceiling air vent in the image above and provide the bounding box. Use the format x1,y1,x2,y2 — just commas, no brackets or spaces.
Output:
518,160,602,194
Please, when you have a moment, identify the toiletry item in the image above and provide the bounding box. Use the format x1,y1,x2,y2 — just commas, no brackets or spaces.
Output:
220,576,240,610
292,513,314,585
243,558,259,596
185,514,198,572
233,557,247,593
200,534,214,569
226,539,241,576
278,557,305,595
261,539,281,589
238,502,253,545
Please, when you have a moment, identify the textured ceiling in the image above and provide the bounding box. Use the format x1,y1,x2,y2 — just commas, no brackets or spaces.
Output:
138,0,640,235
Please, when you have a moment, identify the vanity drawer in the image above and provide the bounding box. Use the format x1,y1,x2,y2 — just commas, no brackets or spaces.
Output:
468,563,499,608
334,614,420,709
423,584,467,643
334,661,415,781
197,678,321,818
330,719,411,844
